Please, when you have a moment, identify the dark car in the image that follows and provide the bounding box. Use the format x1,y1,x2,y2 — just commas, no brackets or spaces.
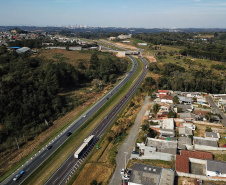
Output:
66,132,72,137
13,174,22,181
47,145,52,150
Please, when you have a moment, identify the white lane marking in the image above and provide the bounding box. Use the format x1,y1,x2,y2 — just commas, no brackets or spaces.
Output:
53,177,59,184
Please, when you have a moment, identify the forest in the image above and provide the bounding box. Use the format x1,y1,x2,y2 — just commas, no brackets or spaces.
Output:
147,62,226,94
0,46,128,150
133,32,226,62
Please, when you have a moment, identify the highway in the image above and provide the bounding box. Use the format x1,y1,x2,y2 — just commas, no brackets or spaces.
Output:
2,55,137,185
45,56,148,185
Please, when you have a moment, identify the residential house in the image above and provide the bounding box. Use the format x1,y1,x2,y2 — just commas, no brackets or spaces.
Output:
181,150,213,160
175,104,193,113
159,103,171,113
193,136,218,150
178,96,192,104
160,118,174,130
144,138,177,155
206,160,226,177
178,127,193,136
129,163,175,185
176,155,189,173
158,90,168,96
182,123,196,130
178,137,192,150
179,112,196,122
160,95,173,104
159,129,175,138
205,132,220,141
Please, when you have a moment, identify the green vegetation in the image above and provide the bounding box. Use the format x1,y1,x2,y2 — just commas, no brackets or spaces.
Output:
0,46,129,179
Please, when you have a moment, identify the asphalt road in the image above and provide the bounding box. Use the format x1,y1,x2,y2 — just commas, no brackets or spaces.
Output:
45,56,148,185
2,56,137,185
206,95,226,126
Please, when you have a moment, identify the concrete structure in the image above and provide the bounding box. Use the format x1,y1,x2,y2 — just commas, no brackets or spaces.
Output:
178,137,192,149
205,132,220,141
118,34,132,40
159,129,175,137
178,127,193,136
206,160,226,177
16,47,30,54
176,104,193,112
178,96,192,104
160,118,174,130
129,163,175,185
182,123,196,130
193,136,218,150
145,137,177,155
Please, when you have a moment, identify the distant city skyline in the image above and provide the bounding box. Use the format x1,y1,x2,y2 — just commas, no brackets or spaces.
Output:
1,0,226,28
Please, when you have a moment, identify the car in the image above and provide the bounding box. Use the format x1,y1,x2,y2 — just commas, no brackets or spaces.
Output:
47,145,52,150
13,174,22,181
223,144,226,147
106,97,109,100
20,170,25,175
83,114,87,118
66,132,72,137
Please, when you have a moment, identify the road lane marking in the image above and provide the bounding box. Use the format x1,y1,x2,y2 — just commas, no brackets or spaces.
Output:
53,177,59,184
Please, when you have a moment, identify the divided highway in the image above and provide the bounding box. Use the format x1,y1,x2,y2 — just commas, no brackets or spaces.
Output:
45,56,148,185
2,55,137,185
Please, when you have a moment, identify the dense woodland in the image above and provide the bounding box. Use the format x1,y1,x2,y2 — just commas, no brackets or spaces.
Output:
134,32,226,62
147,62,226,94
0,46,128,150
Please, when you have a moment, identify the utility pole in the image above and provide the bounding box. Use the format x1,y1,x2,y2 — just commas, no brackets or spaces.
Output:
124,152,128,185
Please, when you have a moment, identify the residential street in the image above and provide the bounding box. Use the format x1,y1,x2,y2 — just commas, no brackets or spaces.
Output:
206,95,226,127
109,96,152,185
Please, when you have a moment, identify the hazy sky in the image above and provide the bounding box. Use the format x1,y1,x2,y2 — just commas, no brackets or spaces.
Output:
1,0,226,28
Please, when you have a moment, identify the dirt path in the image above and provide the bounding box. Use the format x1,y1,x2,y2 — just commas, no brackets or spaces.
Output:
109,96,152,185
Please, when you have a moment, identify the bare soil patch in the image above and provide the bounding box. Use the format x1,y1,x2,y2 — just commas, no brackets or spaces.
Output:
145,55,157,63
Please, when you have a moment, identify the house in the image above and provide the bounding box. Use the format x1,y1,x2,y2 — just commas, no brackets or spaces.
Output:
206,160,226,177
16,47,30,54
173,91,182,96
181,150,213,160
129,163,175,185
176,155,189,173
159,103,171,113
178,96,192,104
182,123,196,130
176,104,193,112
179,112,195,122
144,137,177,155
193,136,218,150
160,118,174,130
158,90,168,96
178,137,192,150
205,132,220,141
159,95,173,104
159,129,175,137
178,127,193,136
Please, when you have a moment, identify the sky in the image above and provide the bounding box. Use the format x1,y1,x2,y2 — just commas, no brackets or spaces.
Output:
1,0,226,28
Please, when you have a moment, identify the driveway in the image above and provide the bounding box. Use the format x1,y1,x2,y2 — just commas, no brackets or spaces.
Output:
109,96,152,185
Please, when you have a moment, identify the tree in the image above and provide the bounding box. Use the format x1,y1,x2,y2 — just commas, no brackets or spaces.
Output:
205,127,212,132
167,110,177,118
173,96,179,104
89,53,99,70
152,104,160,117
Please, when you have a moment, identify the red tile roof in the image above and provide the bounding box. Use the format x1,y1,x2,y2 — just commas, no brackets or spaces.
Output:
158,90,168,93
159,95,173,100
181,150,213,160
176,155,189,173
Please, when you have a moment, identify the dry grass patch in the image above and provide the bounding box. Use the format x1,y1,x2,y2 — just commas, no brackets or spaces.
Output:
127,159,173,169
73,163,113,185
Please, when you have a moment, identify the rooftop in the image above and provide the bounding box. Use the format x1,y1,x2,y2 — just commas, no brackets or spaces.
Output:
181,150,213,160
193,137,218,147
207,160,226,174
176,155,189,173
205,132,219,138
